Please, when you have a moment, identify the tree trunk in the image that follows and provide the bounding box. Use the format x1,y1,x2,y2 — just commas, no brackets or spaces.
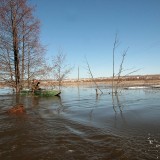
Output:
21,35,25,88
11,9,20,92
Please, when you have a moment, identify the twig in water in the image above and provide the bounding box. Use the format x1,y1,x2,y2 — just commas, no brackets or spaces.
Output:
85,57,103,95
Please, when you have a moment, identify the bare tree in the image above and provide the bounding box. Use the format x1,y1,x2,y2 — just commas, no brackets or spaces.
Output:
112,33,119,94
114,49,127,93
52,49,73,90
112,34,139,94
0,0,47,92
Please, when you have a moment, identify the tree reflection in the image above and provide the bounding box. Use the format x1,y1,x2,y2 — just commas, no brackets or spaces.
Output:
112,92,127,126
56,96,66,114
112,92,124,113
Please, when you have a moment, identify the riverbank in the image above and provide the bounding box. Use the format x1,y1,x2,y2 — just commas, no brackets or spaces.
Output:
41,79,160,88
1,75,160,88
40,74,160,87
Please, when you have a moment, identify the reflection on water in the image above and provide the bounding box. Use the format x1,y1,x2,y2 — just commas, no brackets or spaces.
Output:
0,87,160,160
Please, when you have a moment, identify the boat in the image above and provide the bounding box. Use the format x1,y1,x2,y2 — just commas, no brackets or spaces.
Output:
20,89,61,97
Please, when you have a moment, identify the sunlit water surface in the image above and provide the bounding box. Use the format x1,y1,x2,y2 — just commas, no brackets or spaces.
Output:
0,86,160,160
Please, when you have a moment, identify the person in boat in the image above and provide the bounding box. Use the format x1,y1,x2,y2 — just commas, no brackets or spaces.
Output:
36,81,41,90
31,79,36,93
31,79,41,93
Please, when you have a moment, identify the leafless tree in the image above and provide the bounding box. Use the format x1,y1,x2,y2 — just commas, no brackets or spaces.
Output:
112,34,139,94
114,49,128,93
112,33,120,94
52,49,73,90
0,0,47,92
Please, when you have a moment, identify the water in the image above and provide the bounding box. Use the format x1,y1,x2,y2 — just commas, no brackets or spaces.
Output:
0,86,160,160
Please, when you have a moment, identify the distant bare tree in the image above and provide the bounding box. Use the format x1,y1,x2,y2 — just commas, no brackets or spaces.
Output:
52,49,73,90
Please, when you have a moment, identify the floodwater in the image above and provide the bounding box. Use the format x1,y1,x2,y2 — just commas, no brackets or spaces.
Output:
0,86,160,160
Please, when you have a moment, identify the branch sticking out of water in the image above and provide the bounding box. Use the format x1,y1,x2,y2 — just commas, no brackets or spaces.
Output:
85,57,103,95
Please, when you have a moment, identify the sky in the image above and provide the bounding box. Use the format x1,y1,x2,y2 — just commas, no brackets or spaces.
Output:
30,0,160,79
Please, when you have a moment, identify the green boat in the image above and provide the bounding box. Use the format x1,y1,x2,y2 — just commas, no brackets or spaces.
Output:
20,89,61,97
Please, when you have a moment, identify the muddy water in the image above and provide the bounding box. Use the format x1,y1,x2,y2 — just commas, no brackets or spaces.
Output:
0,87,160,160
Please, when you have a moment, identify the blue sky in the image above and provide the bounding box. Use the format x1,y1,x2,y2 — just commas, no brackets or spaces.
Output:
30,0,160,78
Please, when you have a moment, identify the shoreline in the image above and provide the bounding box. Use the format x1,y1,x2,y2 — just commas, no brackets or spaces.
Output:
1,79,160,88
38,79,160,89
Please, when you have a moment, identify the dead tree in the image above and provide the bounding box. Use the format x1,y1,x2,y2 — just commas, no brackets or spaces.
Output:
114,49,128,93
52,49,73,90
112,34,140,94
112,33,119,94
